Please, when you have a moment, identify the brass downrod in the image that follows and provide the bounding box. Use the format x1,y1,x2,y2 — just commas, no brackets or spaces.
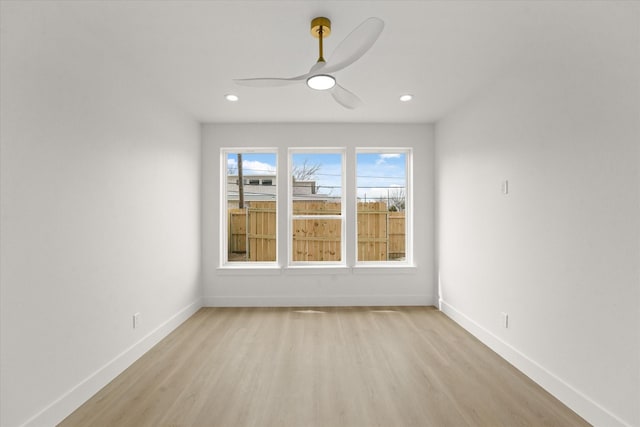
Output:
310,17,331,63
318,27,325,62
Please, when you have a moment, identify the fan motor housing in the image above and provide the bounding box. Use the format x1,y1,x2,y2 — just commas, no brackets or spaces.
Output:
311,17,331,38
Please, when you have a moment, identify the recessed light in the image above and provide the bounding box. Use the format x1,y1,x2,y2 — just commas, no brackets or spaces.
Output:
399,94,413,102
225,94,239,102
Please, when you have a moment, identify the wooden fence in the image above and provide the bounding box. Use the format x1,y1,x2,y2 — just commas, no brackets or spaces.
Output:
229,201,276,261
292,201,342,262
228,201,405,262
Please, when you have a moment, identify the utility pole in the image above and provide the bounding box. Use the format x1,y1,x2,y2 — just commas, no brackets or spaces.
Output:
237,153,244,209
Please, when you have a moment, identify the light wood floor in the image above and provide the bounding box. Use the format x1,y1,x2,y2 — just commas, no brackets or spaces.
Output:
59,307,590,427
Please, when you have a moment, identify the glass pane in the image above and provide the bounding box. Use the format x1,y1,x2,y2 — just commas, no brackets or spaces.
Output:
292,218,342,261
292,200,341,215
356,152,407,262
226,152,276,262
291,153,342,215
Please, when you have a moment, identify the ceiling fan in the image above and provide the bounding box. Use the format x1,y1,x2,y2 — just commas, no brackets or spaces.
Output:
233,16,384,109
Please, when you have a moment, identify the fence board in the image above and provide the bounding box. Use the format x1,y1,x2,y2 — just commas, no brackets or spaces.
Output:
357,202,388,261
388,213,406,260
229,209,247,253
248,201,276,261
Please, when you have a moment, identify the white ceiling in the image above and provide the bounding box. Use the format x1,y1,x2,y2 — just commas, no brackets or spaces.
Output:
4,1,631,123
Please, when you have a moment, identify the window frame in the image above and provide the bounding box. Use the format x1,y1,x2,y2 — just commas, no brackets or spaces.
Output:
219,147,279,268
288,148,346,267
218,146,414,270
354,147,413,267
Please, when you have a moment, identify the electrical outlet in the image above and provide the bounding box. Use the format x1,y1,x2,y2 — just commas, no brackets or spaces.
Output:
133,312,140,329
501,312,509,328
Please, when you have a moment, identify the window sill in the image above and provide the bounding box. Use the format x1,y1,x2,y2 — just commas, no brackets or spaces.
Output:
215,263,417,275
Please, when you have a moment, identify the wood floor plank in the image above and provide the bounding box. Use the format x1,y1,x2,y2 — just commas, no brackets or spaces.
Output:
59,307,590,427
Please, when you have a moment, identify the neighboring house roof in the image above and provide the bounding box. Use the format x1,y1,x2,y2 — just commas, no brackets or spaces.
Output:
227,175,336,202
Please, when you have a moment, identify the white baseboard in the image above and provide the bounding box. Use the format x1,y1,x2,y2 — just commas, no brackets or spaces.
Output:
204,294,433,307
439,299,633,427
21,298,203,427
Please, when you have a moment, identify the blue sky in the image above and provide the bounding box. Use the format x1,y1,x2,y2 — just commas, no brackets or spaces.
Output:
227,152,406,200
292,153,343,197
356,153,406,200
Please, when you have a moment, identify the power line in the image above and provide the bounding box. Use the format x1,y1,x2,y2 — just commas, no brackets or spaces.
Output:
229,185,405,190
227,166,405,180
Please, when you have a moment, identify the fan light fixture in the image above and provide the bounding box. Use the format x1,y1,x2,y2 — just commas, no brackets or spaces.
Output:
233,16,385,109
306,74,336,90
225,94,239,102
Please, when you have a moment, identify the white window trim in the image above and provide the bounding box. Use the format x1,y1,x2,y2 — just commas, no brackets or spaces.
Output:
288,148,346,267
219,147,414,270
219,147,279,268
354,147,414,267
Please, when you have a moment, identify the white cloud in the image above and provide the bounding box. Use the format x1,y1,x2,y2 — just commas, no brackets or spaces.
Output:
242,160,276,175
376,153,401,165
226,158,275,175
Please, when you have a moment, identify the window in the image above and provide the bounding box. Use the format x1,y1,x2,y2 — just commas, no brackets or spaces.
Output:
356,149,411,264
221,150,277,264
289,150,345,264
220,147,412,268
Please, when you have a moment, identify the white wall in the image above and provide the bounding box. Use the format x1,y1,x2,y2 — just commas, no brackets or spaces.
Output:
435,5,640,426
202,124,435,307
0,4,201,426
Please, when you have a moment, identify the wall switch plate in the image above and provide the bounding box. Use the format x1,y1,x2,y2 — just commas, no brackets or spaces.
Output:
133,312,140,329
501,312,509,328
502,180,509,195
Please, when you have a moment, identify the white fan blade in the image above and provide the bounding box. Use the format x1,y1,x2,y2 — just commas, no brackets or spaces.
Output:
233,76,307,87
322,17,384,75
308,61,327,74
331,84,363,109
235,56,328,87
